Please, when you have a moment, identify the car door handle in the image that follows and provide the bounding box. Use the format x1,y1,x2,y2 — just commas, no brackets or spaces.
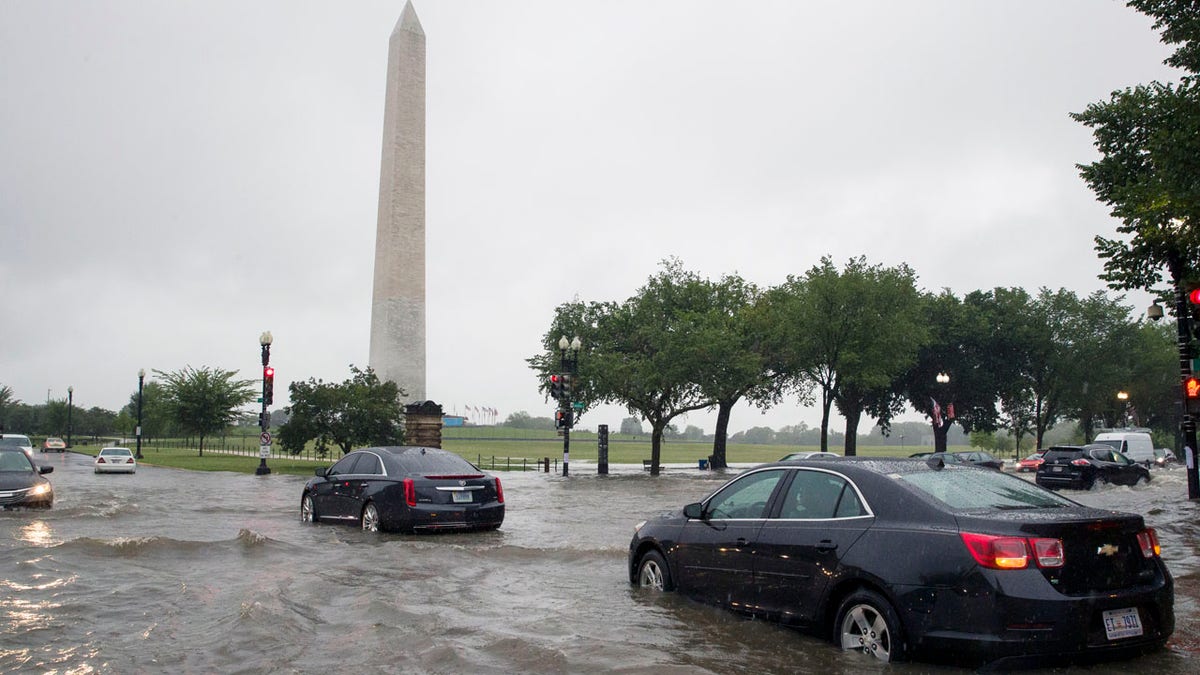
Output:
735,537,751,547
816,540,838,552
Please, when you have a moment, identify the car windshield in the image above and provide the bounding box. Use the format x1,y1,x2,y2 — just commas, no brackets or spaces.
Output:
0,449,34,471
1093,439,1123,452
0,437,31,448
900,469,1075,510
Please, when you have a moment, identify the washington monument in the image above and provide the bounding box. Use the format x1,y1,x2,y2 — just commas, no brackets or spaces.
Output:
369,0,426,402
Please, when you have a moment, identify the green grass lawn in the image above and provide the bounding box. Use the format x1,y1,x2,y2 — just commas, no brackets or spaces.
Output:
71,426,968,475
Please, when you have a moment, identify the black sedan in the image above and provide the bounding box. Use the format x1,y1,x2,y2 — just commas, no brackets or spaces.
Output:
917,450,1004,470
628,458,1173,668
0,447,54,508
1036,444,1151,490
300,446,504,533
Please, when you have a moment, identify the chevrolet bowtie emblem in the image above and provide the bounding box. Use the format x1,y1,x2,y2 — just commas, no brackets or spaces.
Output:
1097,544,1119,556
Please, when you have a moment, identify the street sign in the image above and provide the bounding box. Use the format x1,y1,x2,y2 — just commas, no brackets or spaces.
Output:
259,444,271,458
260,431,272,445
572,402,583,410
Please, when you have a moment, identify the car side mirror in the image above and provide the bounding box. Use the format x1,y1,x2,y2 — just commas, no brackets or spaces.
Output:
315,467,329,477
683,502,705,520
39,465,53,474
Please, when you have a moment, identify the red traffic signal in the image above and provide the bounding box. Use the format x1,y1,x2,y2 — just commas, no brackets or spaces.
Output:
264,366,275,405
1190,288,1200,305
549,374,563,400
1186,376,1200,400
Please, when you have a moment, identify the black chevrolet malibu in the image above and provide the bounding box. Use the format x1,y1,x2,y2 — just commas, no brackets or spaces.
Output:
628,458,1173,668
301,446,503,533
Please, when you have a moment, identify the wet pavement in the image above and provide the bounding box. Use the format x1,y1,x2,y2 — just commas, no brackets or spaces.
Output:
2,452,1198,673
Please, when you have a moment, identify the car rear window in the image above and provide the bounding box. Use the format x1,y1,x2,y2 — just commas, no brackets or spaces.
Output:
1042,449,1083,462
101,449,132,456
900,469,1075,510
396,450,478,475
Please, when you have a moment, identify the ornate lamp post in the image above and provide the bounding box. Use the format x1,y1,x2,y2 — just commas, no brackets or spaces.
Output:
1117,391,1130,428
931,373,952,453
558,335,581,477
136,369,145,459
256,331,273,476
66,386,73,448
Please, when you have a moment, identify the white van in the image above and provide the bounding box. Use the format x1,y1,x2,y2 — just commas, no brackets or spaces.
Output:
1092,431,1156,466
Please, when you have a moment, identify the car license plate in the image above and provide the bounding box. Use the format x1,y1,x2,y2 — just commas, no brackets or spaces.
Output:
1053,466,1063,472
452,491,472,504
1103,607,1143,640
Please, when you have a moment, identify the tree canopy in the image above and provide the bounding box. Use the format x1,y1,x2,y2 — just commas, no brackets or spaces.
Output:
279,365,405,456
155,366,256,456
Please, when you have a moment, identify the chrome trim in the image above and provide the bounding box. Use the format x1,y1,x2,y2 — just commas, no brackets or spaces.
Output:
436,485,485,491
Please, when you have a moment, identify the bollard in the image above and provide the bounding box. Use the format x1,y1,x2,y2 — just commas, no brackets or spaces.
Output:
542,457,550,473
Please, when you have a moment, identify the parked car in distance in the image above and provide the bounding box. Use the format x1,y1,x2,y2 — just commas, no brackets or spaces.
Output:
1036,445,1151,490
42,437,66,452
0,447,54,508
301,446,504,533
0,434,36,460
1092,431,1155,466
1017,451,1046,473
94,447,137,474
779,451,840,461
1154,448,1178,468
628,458,1173,668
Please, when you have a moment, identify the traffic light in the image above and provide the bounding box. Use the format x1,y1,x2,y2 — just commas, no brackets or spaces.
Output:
1186,376,1200,401
561,373,572,402
264,366,275,405
555,410,565,428
549,374,563,400
554,410,573,429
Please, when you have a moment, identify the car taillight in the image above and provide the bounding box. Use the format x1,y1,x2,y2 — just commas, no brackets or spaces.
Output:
402,478,416,507
495,477,504,504
960,532,1066,569
97,457,106,463
1070,458,1090,466
1137,528,1161,558
127,458,135,463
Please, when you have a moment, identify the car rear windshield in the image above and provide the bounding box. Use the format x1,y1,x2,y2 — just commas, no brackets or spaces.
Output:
900,469,1076,510
397,451,478,475
101,449,132,456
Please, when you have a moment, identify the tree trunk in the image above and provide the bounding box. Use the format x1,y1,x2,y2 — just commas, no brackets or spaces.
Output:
650,421,664,476
842,408,861,456
933,422,948,454
710,399,734,469
819,389,833,453
198,434,205,457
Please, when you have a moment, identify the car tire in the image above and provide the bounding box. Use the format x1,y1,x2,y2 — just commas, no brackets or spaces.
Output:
1136,474,1150,486
301,493,317,523
361,502,380,532
835,589,906,663
636,550,674,592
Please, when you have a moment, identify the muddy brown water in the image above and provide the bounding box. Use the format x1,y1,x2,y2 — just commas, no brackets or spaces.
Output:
2,452,1198,673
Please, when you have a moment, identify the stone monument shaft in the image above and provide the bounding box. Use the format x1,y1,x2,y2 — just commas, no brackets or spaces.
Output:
369,0,426,401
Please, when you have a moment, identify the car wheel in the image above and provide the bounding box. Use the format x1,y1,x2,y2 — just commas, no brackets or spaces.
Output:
636,550,674,591
301,493,317,523
361,502,380,532
835,589,905,663
1136,473,1150,486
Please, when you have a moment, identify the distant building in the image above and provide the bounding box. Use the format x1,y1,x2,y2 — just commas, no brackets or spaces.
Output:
442,415,465,428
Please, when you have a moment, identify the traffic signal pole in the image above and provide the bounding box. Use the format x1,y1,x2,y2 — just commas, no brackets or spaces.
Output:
256,333,273,476
1175,281,1200,499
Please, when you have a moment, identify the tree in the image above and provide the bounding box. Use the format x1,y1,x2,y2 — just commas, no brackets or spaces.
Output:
279,365,404,456
0,385,17,431
156,366,256,456
619,417,643,435
769,257,926,454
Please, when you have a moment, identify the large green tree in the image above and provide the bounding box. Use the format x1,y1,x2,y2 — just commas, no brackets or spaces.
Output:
279,365,405,456
156,366,256,456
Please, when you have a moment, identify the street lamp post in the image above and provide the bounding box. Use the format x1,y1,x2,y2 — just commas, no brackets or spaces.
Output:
932,373,951,453
136,369,145,459
1117,391,1130,428
256,331,273,476
558,335,581,477
66,386,73,448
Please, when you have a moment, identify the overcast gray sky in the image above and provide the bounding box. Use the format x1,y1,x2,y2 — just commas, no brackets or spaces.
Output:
0,1,1181,436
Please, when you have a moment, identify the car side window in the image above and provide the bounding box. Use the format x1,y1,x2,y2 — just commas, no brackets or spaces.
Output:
328,454,358,476
705,469,784,519
779,471,864,519
356,453,383,475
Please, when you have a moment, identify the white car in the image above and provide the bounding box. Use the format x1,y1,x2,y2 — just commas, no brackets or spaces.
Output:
0,434,36,460
94,447,137,474
779,451,841,461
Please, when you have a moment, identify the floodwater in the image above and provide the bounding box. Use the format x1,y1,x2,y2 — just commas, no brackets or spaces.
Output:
2,453,1199,674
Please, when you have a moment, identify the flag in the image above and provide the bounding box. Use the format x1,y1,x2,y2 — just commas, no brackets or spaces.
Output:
946,403,955,420
931,398,942,428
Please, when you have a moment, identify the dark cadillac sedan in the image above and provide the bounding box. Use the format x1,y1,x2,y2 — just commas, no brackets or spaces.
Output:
0,447,54,508
301,446,503,533
628,458,1173,668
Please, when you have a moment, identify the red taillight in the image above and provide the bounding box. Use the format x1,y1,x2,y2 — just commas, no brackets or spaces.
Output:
402,477,416,507
495,477,504,504
1071,458,1090,466
127,458,135,464
960,532,1067,570
97,457,106,463
1137,528,1161,558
